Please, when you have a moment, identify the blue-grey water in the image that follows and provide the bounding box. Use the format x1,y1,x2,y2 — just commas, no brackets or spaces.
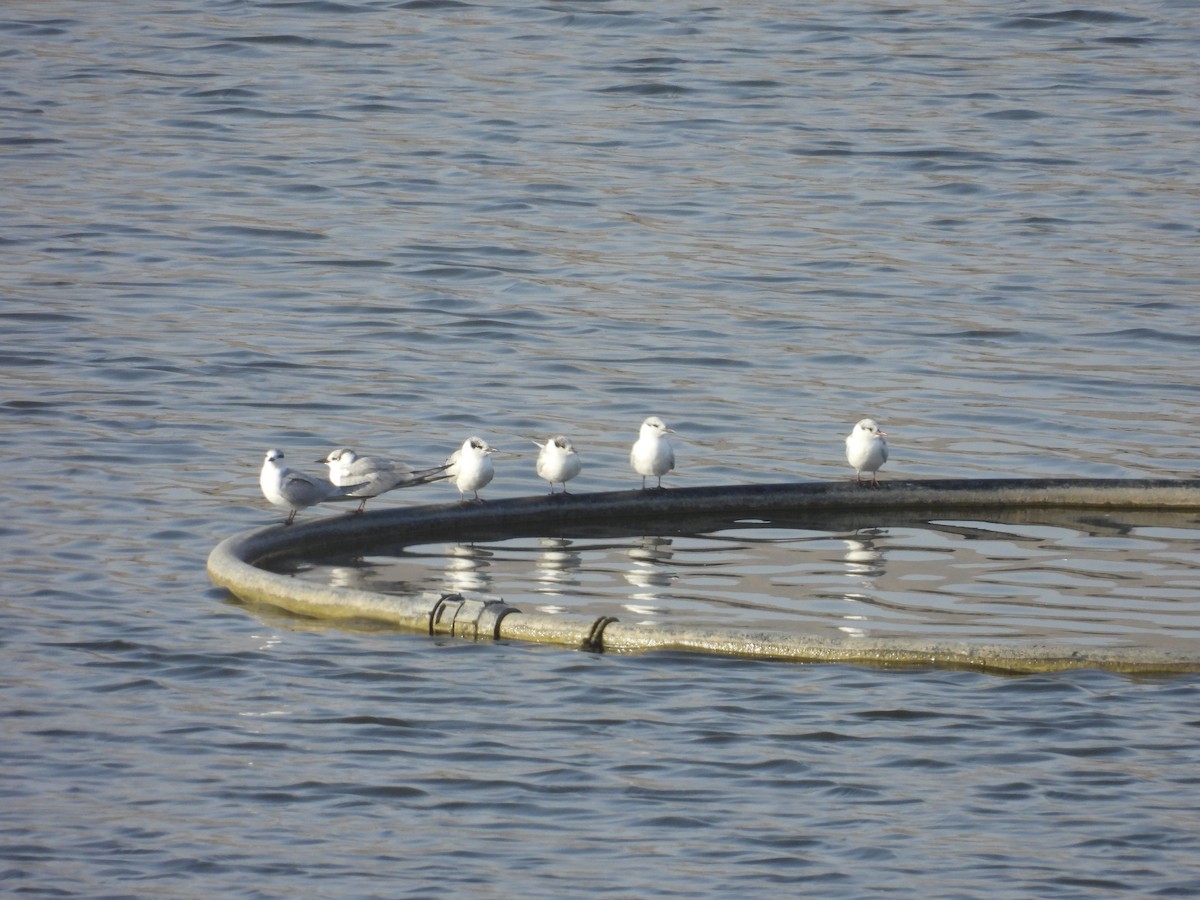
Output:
3,1,1200,896
286,509,1200,650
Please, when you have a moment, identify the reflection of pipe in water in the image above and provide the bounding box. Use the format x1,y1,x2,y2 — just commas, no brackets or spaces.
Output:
840,529,887,638
624,536,676,618
443,543,493,595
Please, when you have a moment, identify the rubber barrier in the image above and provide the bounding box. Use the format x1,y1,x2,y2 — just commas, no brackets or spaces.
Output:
208,479,1200,674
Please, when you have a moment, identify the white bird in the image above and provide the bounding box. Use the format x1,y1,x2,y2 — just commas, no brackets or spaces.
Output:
845,418,889,487
445,436,497,501
259,448,364,525
630,416,675,490
316,447,449,513
533,435,582,494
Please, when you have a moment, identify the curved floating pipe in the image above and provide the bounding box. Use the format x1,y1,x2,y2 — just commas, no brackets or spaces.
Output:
208,479,1200,675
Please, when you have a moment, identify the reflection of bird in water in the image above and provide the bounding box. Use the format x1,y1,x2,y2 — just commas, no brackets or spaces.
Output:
628,534,674,564
533,537,583,614
843,529,886,577
442,543,493,594
326,563,372,591
535,537,582,590
624,536,676,616
839,528,888,637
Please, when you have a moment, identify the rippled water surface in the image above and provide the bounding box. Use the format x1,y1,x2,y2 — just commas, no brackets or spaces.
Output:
4,0,1200,895
290,509,1200,649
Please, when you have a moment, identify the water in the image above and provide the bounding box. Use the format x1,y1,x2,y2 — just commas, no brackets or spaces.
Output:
285,509,1200,651
3,0,1200,895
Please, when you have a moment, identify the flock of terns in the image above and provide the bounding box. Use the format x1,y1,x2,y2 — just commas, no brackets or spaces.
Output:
258,415,890,525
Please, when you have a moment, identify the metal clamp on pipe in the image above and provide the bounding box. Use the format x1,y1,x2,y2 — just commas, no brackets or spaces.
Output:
582,616,619,653
430,594,517,641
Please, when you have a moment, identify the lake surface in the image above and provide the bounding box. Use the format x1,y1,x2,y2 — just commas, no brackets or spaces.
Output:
3,0,1200,896
284,507,1200,652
